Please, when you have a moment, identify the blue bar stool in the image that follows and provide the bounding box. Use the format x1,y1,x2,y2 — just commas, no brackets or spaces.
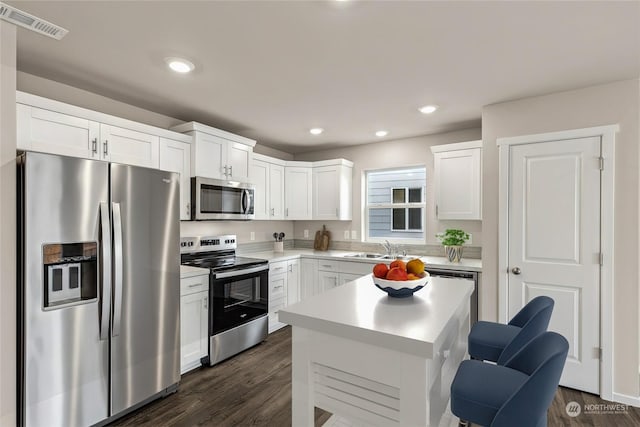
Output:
468,296,554,363
451,331,569,427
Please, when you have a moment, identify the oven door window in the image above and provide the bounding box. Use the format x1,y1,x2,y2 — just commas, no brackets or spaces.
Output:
200,184,244,214
211,270,268,334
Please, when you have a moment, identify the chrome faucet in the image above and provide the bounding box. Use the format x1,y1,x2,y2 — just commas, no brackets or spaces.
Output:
382,240,396,258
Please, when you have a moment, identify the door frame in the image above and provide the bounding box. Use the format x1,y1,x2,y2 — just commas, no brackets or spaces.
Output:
497,125,618,401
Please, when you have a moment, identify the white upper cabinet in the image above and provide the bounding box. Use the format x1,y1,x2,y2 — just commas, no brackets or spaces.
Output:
100,124,159,168
285,164,313,220
16,92,190,171
159,138,192,220
17,103,99,159
251,154,285,220
312,159,353,221
170,121,255,182
431,140,482,220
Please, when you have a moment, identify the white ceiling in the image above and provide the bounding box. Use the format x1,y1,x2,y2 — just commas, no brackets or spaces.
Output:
8,1,640,153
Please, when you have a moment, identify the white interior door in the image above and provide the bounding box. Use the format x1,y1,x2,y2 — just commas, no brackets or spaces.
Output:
508,136,601,393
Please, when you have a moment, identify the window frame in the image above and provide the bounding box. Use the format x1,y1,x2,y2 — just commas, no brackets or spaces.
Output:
363,166,427,244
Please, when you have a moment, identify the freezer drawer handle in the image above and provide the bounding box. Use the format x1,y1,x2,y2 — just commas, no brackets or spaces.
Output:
112,202,124,337
99,202,112,341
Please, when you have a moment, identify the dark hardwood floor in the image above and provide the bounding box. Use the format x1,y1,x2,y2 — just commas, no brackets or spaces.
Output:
110,327,640,427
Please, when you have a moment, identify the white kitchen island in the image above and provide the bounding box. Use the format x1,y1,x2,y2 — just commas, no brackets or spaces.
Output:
279,274,473,427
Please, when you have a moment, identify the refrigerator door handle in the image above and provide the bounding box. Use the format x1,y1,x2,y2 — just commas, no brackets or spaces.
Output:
99,202,112,341
112,202,124,337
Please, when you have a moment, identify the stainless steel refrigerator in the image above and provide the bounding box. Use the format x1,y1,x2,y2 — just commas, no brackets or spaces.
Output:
17,151,180,427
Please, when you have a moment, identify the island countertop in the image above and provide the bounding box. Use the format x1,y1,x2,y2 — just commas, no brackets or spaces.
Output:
279,275,473,358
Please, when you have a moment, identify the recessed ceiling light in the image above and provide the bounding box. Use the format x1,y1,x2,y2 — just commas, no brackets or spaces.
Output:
309,128,324,135
165,57,195,73
418,105,439,114
375,130,388,137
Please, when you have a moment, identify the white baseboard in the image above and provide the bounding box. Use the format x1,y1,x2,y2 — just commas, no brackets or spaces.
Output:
612,392,640,407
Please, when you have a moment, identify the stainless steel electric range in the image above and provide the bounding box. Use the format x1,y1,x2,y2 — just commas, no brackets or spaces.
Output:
181,235,269,366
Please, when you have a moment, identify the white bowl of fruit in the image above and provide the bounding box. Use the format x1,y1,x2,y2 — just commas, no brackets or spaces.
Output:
372,258,430,298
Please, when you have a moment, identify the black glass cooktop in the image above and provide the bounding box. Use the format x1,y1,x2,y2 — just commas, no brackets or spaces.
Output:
181,251,267,272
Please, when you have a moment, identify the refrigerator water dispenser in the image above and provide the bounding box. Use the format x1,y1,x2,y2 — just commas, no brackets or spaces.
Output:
42,242,98,308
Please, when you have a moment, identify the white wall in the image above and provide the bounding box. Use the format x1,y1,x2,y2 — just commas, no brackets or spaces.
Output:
293,128,483,246
482,78,640,397
0,21,17,427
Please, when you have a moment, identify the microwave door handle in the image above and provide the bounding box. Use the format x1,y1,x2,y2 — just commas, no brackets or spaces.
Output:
112,202,124,337
242,189,248,215
99,202,112,341
245,189,252,215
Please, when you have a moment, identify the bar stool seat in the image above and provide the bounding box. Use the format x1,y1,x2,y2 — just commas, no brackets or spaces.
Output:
468,296,554,363
468,322,521,362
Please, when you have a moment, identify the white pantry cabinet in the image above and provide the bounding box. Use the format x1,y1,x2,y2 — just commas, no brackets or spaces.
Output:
312,159,353,221
159,138,192,220
180,271,209,374
171,121,255,182
16,92,190,171
284,164,313,220
251,154,285,220
431,140,482,220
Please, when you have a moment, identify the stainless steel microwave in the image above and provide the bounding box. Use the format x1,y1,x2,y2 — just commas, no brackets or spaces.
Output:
191,177,255,220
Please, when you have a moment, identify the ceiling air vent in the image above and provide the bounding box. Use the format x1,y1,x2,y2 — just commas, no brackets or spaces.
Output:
0,2,68,40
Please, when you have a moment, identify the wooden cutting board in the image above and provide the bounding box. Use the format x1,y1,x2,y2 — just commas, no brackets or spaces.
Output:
314,225,331,251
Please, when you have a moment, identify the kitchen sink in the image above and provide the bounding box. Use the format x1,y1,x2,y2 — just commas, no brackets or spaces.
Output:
343,253,422,261
343,253,391,259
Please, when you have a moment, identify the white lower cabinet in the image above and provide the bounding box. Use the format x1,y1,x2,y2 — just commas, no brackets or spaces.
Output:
300,258,318,300
180,273,209,374
339,272,363,286
269,259,300,333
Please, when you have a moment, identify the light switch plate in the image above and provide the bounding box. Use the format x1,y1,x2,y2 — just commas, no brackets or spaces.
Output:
344,230,350,240
250,231,255,241
351,230,357,240
304,229,309,238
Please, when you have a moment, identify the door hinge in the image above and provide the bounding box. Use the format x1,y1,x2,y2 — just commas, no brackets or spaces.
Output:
599,157,604,170
599,252,604,266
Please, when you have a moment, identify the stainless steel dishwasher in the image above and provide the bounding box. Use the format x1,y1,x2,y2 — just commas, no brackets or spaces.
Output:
426,268,479,325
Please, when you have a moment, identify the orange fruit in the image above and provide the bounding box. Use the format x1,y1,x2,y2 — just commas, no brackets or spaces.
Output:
372,263,389,279
407,273,419,280
406,258,425,275
385,267,408,281
389,260,406,271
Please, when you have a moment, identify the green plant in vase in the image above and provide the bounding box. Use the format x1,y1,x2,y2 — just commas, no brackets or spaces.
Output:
436,229,470,263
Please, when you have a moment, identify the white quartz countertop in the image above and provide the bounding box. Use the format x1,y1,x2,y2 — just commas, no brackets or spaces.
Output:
241,249,482,272
279,275,474,358
180,265,210,278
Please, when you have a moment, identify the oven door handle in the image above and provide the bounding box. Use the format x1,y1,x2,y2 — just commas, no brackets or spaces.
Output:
214,264,268,279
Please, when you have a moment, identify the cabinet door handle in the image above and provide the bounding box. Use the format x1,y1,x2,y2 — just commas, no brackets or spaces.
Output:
223,165,228,176
186,202,190,217
336,208,339,217
288,265,293,272
188,283,201,288
436,204,439,216
321,264,332,268
271,208,275,216
91,138,98,154
203,297,207,310
229,165,233,176
103,140,108,156
285,208,289,217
